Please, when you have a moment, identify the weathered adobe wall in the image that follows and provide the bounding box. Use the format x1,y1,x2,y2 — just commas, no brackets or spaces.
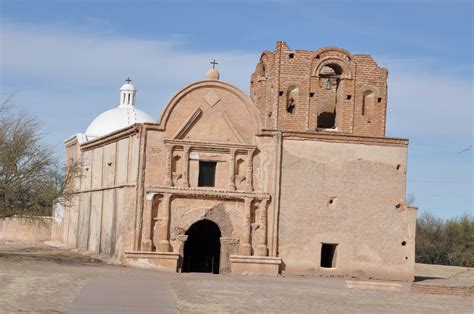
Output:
0,216,52,242
56,132,141,261
278,139,416,281
250,41,388,136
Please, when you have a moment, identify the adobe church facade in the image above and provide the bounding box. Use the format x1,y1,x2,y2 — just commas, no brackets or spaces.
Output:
52,41,417,281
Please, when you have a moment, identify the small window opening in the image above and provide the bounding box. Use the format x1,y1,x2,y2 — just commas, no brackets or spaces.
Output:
346,95,352,100
122,94,126,104
289,53,295,59
127,93,131,104
362,90,374,117
377,97,382,103
279,91,284,96
287,86,298,114
198,161,216,187
321,243,337,268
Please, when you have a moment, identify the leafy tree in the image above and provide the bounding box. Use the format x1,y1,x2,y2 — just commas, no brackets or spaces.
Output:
416,212,473,267
0,96,79,218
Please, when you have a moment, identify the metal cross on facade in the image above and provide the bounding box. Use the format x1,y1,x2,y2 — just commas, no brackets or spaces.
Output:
210,59,218,69
125,77,132,83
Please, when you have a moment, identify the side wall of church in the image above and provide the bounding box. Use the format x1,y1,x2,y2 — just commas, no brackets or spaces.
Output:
277,139,416,281
57,132,141,261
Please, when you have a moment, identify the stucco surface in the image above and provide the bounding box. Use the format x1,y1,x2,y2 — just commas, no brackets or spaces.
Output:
278,139,415,280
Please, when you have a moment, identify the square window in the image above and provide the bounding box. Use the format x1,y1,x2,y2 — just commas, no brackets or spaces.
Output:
320,243,338,268
198,161,216,187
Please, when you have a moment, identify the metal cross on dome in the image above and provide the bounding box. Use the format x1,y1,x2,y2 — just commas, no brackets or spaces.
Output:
125,77,132,83
210,59,218,69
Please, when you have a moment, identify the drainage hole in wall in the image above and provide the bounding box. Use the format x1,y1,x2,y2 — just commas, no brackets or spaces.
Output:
401,241,407,246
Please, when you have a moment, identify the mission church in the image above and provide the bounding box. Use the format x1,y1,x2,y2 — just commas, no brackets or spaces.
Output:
51,41,417,281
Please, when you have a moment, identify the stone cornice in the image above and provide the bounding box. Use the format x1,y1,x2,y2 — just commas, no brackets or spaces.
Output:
146,186,270,201
163,139,257,152
80,124,141,151
260,129,408,147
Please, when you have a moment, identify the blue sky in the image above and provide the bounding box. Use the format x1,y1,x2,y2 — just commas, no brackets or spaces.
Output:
1,0,472,219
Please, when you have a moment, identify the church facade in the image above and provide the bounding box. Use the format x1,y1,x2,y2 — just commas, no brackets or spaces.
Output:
52,41,417,281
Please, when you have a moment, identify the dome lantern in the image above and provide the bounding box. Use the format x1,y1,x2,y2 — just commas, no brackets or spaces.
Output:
119,77,137,107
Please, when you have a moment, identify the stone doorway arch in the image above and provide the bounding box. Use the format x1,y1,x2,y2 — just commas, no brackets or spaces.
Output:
182,219,221,274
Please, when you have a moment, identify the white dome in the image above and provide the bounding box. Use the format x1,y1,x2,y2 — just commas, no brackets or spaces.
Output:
85,79,155,140
85,106,155,139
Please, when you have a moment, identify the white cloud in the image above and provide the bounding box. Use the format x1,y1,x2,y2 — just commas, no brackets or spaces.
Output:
1,22,472,144
1,23,257,92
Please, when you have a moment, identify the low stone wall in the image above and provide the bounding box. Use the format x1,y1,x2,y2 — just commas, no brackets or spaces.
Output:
0,216,52,242
411,284,474,297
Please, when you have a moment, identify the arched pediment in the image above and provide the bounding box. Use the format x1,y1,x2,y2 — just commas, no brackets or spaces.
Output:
157,80,260,144
311,47,354,79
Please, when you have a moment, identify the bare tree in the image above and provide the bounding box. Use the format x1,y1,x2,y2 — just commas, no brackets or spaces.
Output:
0,96,80,218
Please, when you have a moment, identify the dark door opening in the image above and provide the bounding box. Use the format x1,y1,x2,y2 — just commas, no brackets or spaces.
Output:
320,243,338,268
198,161,217,187
182,219,221,274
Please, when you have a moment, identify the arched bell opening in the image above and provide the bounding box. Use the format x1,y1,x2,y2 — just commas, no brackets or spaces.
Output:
317,63,344,129
182,219,221,274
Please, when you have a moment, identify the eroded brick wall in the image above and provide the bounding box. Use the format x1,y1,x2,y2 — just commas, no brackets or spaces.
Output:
250,41,388,136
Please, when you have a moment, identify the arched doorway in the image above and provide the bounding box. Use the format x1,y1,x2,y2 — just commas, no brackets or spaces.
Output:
182,219,221,274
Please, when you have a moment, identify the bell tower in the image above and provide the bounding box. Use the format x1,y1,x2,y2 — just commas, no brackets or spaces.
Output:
250,41,388,137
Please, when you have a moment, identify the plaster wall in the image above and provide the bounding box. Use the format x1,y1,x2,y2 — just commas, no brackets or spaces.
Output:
278,139,415,281
56,133,140,260
0,216,52,242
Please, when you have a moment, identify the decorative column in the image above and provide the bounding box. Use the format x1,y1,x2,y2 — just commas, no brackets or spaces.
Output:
255,199,268,256
240,197,253,255
182,145,190,187
158,193,172,252
246,149,255,191
141,192,156,251
228,148,236,190
164,144,173,186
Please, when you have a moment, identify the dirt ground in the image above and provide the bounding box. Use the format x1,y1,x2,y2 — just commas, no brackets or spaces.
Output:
0,242,472,313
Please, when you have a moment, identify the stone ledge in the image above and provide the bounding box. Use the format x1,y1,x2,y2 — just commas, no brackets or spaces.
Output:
230,255,281,276
346,280,402,292
125,251,179,272
146,186,270,201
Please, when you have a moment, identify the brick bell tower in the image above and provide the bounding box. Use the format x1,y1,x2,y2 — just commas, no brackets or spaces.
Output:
250,41,389,137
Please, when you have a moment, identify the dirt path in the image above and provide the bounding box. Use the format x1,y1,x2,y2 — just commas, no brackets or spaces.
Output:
0,242,472,313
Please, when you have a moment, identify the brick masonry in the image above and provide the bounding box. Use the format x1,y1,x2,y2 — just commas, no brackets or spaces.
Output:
250,41,388,136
